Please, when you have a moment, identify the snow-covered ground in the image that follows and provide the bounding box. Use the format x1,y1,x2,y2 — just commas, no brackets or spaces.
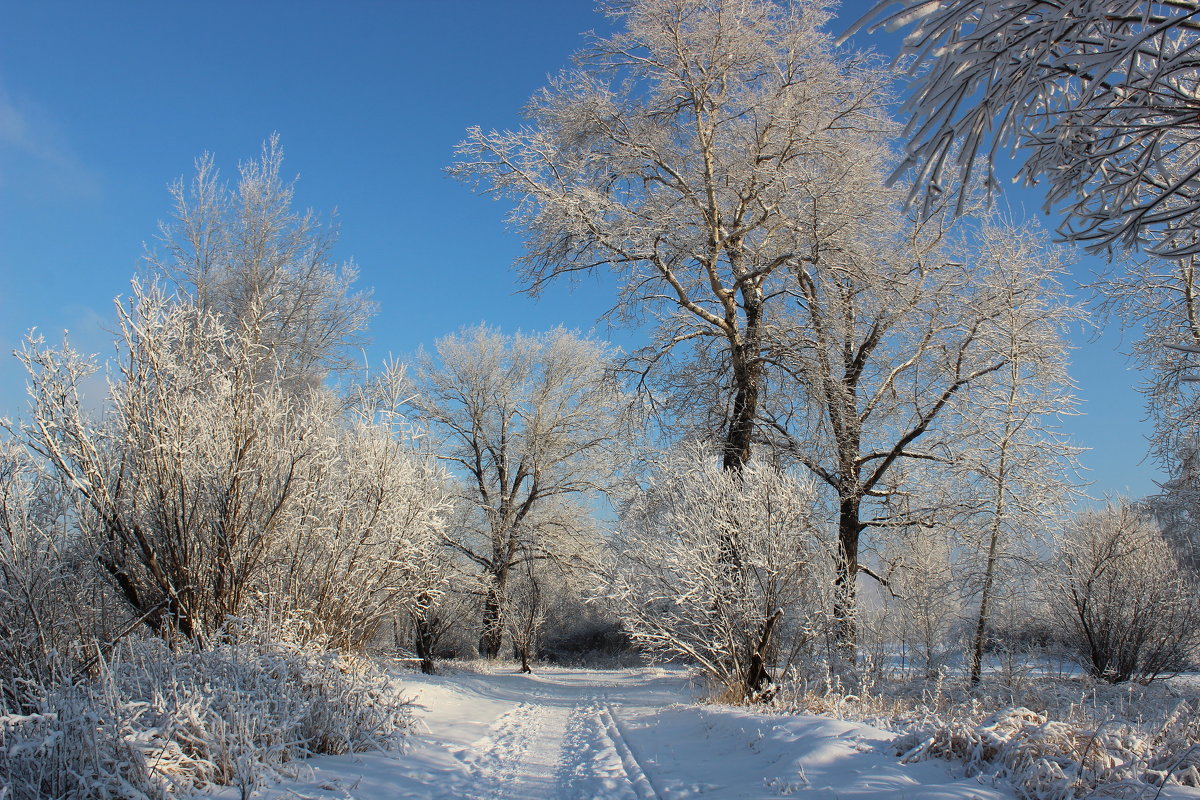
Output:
231,665,1027,800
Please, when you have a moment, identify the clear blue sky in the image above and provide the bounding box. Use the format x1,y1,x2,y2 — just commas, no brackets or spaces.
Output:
0,1,1161,500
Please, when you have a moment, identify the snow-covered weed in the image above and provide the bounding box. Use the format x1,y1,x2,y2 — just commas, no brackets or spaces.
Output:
0,687,166,800
0,633,413,800
772,671,1200,799
892,698,1200,799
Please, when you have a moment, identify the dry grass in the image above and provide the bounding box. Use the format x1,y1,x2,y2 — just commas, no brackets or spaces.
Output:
766,670,1200,799
0,630,414,800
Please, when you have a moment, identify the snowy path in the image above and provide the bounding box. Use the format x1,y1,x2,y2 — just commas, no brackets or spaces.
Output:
241,666,1018,800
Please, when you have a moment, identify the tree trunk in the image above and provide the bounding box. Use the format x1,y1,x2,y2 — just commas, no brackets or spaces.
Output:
970,521,1002,685
973,361,1017,685
722,324,762,474
479,585,504,659
744,609,783,701
414,618,437,675
833,496,862,658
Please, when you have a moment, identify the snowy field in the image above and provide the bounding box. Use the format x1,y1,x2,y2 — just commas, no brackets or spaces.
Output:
230,665,1032,800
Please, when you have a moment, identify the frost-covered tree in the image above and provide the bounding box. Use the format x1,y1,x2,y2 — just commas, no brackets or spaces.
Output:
406,325,622,658
767,216,1072,650
956,221,1082,684
610,448,834,701
146,135,374,389
18,286,445,646
1050,501,1200,683
850,0,1200,259
453,0,896,470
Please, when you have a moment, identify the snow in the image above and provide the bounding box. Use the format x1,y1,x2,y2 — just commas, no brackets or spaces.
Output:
218,665,1027,800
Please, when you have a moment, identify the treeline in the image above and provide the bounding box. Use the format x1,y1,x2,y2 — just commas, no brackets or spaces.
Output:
3,0,1200,795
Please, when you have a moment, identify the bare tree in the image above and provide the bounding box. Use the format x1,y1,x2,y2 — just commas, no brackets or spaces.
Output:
146,135,375,389
957,221,1083,684
609,446,833,701
849,0,1200,259
1049,501,1200,683
766,216,1071,650
453,0,897,471
406,325,622,658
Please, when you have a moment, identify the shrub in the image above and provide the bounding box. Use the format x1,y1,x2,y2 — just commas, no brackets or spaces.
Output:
1049,502,1200,683
893,700,1200,799
609,449,833,701
0,629,412,800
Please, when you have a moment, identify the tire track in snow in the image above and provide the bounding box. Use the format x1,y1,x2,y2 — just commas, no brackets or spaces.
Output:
437,696,567,800
556,695,661,800
600,702,662,800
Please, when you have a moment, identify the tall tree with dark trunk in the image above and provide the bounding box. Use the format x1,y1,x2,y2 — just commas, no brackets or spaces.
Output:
769,216,1074,651
453,0,895,470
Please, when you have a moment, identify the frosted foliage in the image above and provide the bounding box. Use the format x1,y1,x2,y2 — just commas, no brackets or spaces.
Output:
1049,502,1200,683
453,0,1087,653
146,134,374,388
407,325,621,658
853,0,1200,257
610,449,834,701
17,285,446,646
952,220,1082,683
454,0,898,469
895,702,1200,799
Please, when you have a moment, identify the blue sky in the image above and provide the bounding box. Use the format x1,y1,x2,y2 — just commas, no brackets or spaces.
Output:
0,1,1161,500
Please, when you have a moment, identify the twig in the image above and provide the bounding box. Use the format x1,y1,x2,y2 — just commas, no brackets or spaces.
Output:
72,599,169,680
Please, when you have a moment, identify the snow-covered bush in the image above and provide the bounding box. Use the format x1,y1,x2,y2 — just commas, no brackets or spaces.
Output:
275,364,451,650
771,659,1200,800
16,286,449,648
0,433,109,706
608,448,834,702
18,284,321,643
0,683,163,800
0,626,412,800
1049,502,1200,683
